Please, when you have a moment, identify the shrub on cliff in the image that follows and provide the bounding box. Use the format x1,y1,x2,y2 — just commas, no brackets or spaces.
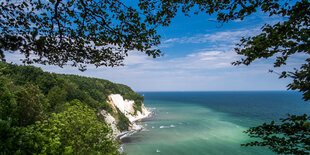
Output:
1,100,120,154
0,62,143,154
116,108,131,132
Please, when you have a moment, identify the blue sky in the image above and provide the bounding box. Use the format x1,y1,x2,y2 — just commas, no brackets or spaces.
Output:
6,9,304,91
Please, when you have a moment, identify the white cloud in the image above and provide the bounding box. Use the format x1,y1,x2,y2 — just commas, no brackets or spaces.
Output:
119,48,238,72
160,28,260,48
123,52,153,65
198,51,222,56
4,28,293,91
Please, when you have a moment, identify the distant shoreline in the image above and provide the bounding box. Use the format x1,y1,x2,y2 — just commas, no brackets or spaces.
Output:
116,108,153,141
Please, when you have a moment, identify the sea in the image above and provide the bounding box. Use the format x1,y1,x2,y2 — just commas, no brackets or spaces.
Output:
122,91,310,155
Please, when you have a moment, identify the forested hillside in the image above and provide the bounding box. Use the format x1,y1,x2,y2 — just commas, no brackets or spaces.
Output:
0,62,144,154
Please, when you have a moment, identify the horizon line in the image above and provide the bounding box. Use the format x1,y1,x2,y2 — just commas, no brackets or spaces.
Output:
136,90,294,92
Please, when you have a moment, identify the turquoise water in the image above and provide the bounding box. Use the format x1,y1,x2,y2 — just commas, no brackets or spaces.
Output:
122,91,310,155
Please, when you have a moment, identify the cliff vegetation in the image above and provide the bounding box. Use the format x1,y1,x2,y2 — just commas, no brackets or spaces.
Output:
0,62,144,154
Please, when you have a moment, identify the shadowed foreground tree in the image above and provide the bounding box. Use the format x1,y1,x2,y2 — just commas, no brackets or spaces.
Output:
187,0,309,153
197,1,309,153
0,62,143,154
140,0,309,99
242,114,310,154
1,0,309,153
139,0,310,153
15,100,120,154
0,0,170,70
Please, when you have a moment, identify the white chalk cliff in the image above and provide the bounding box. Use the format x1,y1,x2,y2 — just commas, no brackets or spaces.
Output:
101,94,151,137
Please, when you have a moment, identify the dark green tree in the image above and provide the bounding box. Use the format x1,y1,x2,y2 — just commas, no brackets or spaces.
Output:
137,0,309,98
0,62,141,154
10,100,120,154
0,76,16,123
165,0,308,154
138,0,310,153
47,86,67,112
242,114,310,154
0,0,170,70
15,84,48,127
1,0,309,153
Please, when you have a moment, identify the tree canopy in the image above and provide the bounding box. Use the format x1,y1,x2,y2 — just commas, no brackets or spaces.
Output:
0,62,145,154
242,114,310,154
180,0,309,154
2,0,308,75
1,0,309,153
143,0,310,100
139,0,310,153
0,0,167,70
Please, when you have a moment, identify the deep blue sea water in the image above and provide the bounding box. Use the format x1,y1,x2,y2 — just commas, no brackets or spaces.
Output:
122,91,310,155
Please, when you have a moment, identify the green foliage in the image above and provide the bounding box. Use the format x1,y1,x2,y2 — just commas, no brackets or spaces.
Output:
0,62,143,154
0,62,144,112
134,101,143,115
242,114,310,154
0,63,57,94
136,0,309,153
1,0,307,153
229,0,310,101
136,0,310,101
139,0,308,153
47,86,67,112
0,76,17,123
23,101,121,154
185,0,310,153
0,0,166,70
0,122,23,153
1,101,121,154
0,76,47,127
58,73,144,112
116,108,131,132
15,84,48,127
101,101,114,115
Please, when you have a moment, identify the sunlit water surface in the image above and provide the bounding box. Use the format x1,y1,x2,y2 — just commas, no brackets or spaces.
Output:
122,91,310,155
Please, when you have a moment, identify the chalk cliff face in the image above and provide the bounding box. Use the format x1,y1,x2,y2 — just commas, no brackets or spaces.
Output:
100,94,151,137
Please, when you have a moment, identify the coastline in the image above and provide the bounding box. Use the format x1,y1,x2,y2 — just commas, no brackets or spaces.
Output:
116,108,153,140
116,109,152,154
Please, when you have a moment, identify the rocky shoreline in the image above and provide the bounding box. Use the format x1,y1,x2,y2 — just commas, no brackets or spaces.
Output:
117,110,152,140
100,94,152,139
103,94,152,154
